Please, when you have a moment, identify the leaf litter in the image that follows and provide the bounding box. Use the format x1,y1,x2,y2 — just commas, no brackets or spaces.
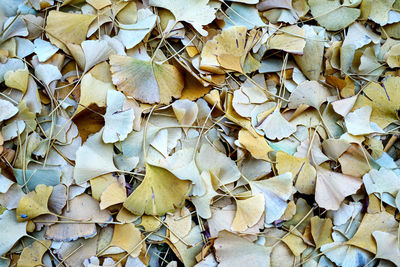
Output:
2,0,400,266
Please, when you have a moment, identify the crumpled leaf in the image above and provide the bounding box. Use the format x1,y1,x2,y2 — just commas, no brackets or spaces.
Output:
123,164,191,216
16,184,53,222
149,0,217,36
110,55,184,104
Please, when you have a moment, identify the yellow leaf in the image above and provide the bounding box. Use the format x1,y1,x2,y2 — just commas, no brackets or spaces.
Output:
347,211,398,254
16,184,53,222
45,11,96,52
123,164,191,216
165,207,192,243
74,72,115,116
100,179,127,210
90,174,115,201
107,223,144,257
268,25,306,54
200,26,249,73
238,129,273,161
4,69,29,93
353,77,400,129
138,215,162,232
310,216,333,249
231,194,265,232
17,240,51,267
110,55,184,104
276,151,316,195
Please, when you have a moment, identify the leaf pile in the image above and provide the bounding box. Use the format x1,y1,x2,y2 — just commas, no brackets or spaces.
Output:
2,0,400,266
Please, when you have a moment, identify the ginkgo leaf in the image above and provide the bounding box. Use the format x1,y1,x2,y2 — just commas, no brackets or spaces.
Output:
74,71,115,116
102,90,134,143
231,194,265,232
249,173,294,224
224,3,266,29
196,143,241,187
373,231,400,266
268,25,306,54
150,141,205,196
310,216,334,249
123,164,191,216
45,11,96,52
238,129,273,161
363,0,395,26
347,211,398,254
308,0,360,31
18,240,51,267
315,167,362,210
117,9,157,49
74,130,119,184
257,108,296,140
0,210,27,256
149,0,217,36
45,194,112,241
165,207,192,244
16,184,53,222
104,223,144,257
363,167,400,197
276,151,316,194
191,171,218,219
34,38,58,62
0,99,18,122
81,40,114,72
172,99,198,129
4,68,29,93
99,179,127,210
200,26,249,73
288,81,330,110
214,231,271,267
352,76,400,129
110,55,184,104
344,106,382,135
293,25,325,80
